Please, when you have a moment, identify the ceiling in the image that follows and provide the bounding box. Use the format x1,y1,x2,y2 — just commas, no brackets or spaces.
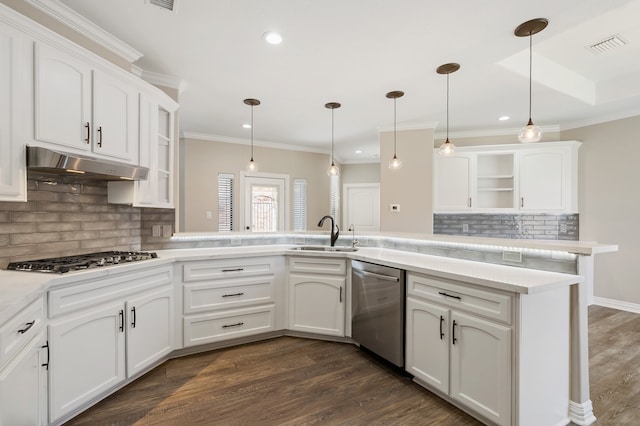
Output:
58,0,640,163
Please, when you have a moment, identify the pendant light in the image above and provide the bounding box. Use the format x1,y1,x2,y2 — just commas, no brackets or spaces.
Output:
325,102,341,176
437,63,460,156
515,18,548,143
386,90,404,170
243,98,260,171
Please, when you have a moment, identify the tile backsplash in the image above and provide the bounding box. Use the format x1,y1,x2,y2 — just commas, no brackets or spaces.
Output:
433,213,579,240
0,173,175,269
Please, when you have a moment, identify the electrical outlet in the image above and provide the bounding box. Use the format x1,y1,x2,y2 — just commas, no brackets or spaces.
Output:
462,224,469,232
152,225,161,237
502,249,522,263
162,224,172,237
205,211,213,220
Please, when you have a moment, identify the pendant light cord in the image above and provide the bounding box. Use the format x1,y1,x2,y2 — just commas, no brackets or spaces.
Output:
331,108,335,164
446,72,450,141
250,105,254,160
393,98,397,155
528,32,532,122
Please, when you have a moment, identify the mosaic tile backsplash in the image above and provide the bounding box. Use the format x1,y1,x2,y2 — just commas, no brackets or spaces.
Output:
433,213,579,240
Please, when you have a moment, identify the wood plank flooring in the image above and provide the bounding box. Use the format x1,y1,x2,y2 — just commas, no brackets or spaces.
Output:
65,305,640,426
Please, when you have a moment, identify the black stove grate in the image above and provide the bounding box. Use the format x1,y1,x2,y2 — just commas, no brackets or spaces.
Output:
7,251,158,273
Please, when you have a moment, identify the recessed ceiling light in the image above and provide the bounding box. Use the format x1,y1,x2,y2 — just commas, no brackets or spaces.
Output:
242,123,251,129
355,150,363,154
498,115,510,121
263,32,283,45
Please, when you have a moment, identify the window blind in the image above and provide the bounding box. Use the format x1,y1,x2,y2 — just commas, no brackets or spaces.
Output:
218,173,234,232
293,178,307,231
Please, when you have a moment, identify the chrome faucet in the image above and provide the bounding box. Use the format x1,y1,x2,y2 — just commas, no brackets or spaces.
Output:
318,215,339,247
348,224,359,248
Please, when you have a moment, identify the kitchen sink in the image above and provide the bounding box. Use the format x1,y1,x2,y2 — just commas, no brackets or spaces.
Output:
290,246,358,252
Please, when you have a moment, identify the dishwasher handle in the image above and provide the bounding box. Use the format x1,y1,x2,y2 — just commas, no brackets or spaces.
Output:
355,269,400,282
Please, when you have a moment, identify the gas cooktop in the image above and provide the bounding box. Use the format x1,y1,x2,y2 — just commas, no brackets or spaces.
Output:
7,251,158,273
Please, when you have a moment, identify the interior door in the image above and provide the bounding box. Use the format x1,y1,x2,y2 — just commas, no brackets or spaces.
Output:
242,175,287,232
343,183,380,231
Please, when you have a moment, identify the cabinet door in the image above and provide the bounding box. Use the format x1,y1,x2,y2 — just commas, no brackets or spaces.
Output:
126,285,174,377
433,154,472,211
0,334,47,426
289,273,345,336
519,149,567,211
48,301,125,422
0,22,27,202
450,311,511,426
405,297,449,394
34,43,92,152
92,70,138,163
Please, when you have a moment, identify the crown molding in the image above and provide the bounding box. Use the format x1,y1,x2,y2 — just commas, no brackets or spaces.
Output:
559,108,640,132
25,0,143,63
433,125,561,140
180,131,331,156
132,67,184,91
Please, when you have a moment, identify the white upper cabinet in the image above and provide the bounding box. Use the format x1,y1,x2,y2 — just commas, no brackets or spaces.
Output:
34,43,138,164
0,19,27,202
433,141,581,214
433,154,472,210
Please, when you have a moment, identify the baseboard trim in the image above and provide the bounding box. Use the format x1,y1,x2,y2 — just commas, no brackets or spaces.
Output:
593,297,640,314
568,400,597,425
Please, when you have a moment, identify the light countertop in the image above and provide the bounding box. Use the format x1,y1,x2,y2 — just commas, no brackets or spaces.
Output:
0,245,583,325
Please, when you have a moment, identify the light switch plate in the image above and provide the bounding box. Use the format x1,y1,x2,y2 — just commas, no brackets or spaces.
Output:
152,225,161,237
162,224,172,237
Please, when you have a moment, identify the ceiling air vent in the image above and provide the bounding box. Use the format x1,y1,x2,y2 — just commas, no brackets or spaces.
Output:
148,0,176,12
588,35,627,54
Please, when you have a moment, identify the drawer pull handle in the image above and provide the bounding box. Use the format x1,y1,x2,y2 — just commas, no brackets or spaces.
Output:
340,287,343,303
439,315,445,340
131,306,137,328
222,292,245,298
222,322,244,329
119,310,124,332
438,291,461,301
452,320,458,345
97,126,103,147
18,321,35,334
222,268,244,272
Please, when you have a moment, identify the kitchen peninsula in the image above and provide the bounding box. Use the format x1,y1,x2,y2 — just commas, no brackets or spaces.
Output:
0,233,617,426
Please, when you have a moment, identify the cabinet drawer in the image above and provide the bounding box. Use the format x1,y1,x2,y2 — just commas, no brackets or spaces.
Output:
182,257,277,282
183,304,275,347
0,298,44,368
407,273,512,324
184,276,274,314
288,257,346,275
49,266,173,318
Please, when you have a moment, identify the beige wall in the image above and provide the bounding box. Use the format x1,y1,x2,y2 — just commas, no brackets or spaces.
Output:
561,116,640,305
340,163,380,184
181,138,331,232
380,128,434,233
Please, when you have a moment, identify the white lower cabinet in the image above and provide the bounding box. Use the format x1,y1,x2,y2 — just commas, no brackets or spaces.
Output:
0,298,47,426
181,256,284,347
288,257,346,337
406,273,512,426
47,266,174,423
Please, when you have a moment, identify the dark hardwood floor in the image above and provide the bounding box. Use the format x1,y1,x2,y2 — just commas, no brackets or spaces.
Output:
65,306,640,426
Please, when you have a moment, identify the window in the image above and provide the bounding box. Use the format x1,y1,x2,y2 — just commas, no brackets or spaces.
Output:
293,178,307,231
218,173,234,232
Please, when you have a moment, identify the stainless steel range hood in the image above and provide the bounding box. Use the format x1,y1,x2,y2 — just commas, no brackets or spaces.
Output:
27,146,149,180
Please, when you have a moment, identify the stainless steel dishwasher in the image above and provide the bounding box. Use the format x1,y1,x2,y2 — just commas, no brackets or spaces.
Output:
351,260,405,368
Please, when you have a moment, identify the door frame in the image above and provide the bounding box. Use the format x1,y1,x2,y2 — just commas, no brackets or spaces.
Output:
239,171,290,232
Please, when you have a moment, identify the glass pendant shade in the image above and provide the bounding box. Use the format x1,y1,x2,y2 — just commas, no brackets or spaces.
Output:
438,138,456,156
389,154,402,169
327,162,340,176
518,119,542,143
247,158,258,171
